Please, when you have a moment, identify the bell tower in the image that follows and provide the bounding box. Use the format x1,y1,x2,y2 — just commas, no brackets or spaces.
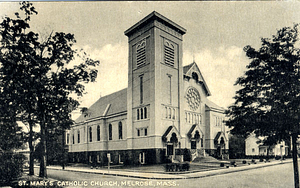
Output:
125,11,186,163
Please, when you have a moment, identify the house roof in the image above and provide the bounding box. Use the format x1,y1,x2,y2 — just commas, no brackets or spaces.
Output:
75,88,127,123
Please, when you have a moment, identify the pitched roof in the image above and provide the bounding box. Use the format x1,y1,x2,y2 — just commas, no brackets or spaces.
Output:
75,88,127,123
183,61,211,96
205,99,225,112
183,62,195,74
162,125,181,142
214,131,227,142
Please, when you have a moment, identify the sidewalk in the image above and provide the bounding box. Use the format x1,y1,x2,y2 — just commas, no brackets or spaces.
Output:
47,159,293,180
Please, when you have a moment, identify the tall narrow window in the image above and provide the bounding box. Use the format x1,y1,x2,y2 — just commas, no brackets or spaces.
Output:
72,134,74,144
173,108,175,119
89,127,92,142
66,133,69,144
97,125,100,141
140,108,143,120
167,75,172,104
109,124,112,140
140,76,143,104
166,107,168,119
144,107,147,119
118,122,123,139
137,129,140,137
137,109,140,120
144,128,147,136
78,130,80,143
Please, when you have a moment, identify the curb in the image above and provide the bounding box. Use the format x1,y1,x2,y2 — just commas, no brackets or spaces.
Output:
46,160,292,180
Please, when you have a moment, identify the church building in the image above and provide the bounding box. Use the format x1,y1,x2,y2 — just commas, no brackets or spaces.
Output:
66,11,228,165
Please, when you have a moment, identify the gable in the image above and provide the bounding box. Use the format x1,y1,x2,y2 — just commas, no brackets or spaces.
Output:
183,62,211,96
187,124,204,140
162,125,181,143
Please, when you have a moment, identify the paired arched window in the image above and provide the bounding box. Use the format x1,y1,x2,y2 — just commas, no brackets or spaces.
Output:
97,125,100,141
109,124,112,140
137,107,148,120
89,127,92,142
118,122,122,139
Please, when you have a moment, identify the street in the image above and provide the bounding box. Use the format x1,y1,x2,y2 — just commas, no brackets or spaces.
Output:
32,162,295,188
176,162,293,188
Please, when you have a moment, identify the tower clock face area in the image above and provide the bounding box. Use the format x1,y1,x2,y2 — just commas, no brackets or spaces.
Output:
186,88,200,111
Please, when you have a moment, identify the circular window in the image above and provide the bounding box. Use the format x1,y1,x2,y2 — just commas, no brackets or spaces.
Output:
186,87,200,111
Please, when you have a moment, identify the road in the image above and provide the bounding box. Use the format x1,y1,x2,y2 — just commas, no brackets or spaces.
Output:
35,162,294,188
176,162,294,188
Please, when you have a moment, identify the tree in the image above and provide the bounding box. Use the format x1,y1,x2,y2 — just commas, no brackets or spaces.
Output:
226,24,300,188
0,2,99,178
228,134,245,159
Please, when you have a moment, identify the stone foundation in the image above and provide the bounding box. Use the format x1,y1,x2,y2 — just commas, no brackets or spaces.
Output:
68,148,194,166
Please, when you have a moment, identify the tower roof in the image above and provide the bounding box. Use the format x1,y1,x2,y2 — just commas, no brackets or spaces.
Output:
124,11,186,37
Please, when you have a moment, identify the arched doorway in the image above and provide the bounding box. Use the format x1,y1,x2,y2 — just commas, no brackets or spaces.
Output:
214,132,227,159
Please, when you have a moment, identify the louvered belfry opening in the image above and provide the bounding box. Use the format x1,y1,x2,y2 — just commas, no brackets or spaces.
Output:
136,40,146,67
164,40,175,66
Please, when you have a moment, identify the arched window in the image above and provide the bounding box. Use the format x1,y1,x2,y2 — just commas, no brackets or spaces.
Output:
97,125,100,141
78,130,80,143
170,133,178,143
89,127,92,142
109,124,112,140
144,107,147,119
118,122,122,139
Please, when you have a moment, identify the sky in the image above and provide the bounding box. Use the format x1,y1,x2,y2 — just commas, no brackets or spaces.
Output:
1,1,300,119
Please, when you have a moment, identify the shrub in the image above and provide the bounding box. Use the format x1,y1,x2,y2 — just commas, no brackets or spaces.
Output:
0,153,25,186
183,149,191,162
220,163,225,167
242,160,247,164
182,163,190,171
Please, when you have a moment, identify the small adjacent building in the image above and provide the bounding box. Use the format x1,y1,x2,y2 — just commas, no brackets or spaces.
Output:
66,11,228,165
245,134,288,157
